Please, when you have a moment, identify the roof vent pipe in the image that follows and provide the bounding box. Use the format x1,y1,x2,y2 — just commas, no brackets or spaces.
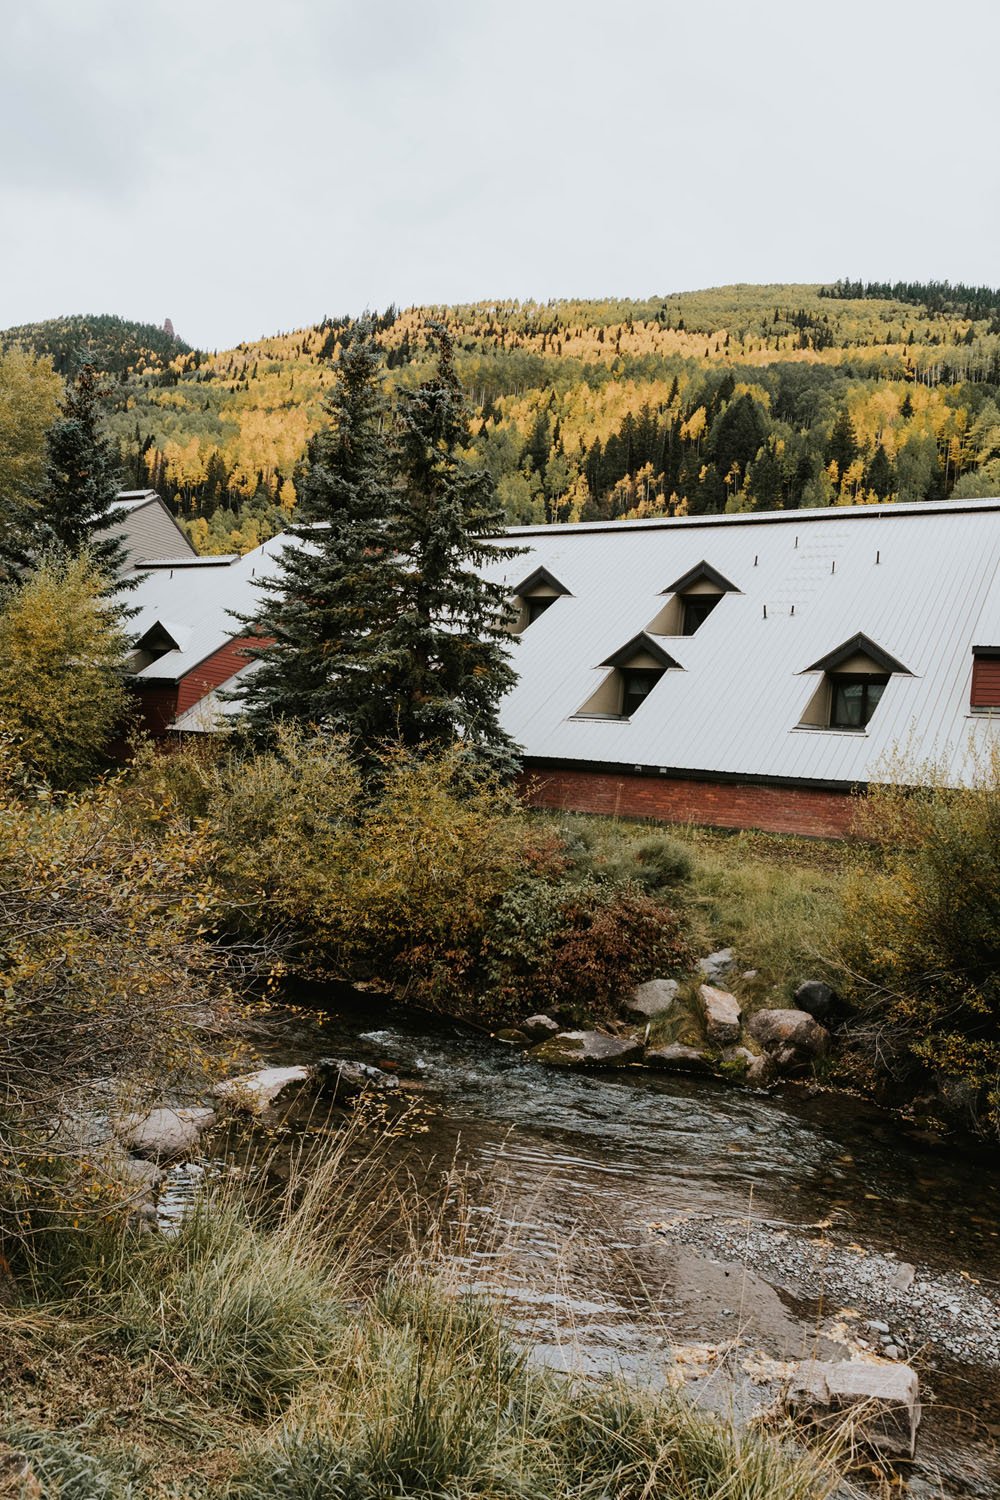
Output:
763,604,767,619
791,604,795,616
794,536,798,548
831,559,837,574
876,549,880,564
754,554,758,566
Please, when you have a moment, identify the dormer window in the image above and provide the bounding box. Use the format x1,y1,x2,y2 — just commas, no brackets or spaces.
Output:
508,566,571,634
575,634,682,719
798,634,910,732
829,674,888,729
646,561,740,636
129,619,191,672
621,667,664,717
681,594,721,635
525,596,556,626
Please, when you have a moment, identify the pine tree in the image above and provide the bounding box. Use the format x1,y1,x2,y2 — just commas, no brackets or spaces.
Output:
235,318,399,742
371,326,521,776
827,407,859,475
38,364,129,580
866,444,895,499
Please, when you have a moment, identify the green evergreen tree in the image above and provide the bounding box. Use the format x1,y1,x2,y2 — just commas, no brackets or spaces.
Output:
827,406,859,474
865,444,895,499
38,363,129,580
708,393,770,482
235,318,399,742
372,326,521,776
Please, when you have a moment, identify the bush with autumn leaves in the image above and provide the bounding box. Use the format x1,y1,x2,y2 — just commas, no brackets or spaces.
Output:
126,728,693,1026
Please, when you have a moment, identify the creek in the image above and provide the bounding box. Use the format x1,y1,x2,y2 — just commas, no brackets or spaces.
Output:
227,985,1000,1498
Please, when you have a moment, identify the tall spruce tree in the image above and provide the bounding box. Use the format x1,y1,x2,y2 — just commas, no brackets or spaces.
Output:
39,363,129,579
238,323,522,776
372,326,521,775
235,318,399,741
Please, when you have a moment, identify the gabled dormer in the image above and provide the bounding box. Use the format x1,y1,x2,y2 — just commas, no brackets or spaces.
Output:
129,619,192,672
798,633,911,731
646,561,740,636
575,633,682,719
507,565,571,633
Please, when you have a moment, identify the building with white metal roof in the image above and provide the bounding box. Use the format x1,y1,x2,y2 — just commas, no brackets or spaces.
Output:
123,498,1000,837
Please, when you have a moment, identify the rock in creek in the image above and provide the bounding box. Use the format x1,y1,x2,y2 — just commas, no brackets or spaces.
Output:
521,1013,562,1040
215,1059,398,1116
644,1041,714,1074
793,979,837,1023
786,1358,921,1460
494,1028,530,1046
624,978,679,1020
697,984,742,1046
746,1008,829,1070
316,1058,399,1099
114,1107,216,1163
698,948,734,983
530,1030,643,1068
214,1065,313,1115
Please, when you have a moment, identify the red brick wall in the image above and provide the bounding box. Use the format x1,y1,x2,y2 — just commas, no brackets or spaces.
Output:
130,683,179,738
176,636,261,714
518,765,859,838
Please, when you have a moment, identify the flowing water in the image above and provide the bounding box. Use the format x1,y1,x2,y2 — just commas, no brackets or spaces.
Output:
221,987,1000,1497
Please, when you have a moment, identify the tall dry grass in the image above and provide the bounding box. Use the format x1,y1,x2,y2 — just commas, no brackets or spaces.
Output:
1,1123,841,1500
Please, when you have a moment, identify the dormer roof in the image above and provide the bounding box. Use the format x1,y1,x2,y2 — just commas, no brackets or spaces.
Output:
662,560,740,596
600,633,683,670
803,633,912,676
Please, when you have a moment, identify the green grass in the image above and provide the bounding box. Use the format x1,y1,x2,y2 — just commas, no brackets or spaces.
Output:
0,1132,839,1500
537,813,847,1002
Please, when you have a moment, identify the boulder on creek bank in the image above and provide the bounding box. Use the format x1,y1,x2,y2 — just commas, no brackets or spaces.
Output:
644,1041,714,1075
793,979,837,1023
721,1045,775,1089
786,1358,921,1460
114,1107,216,1163
529,1030,643,1068
697,985,742,1046
698,948,734,984
521,1014,562,1041
624,978,679,1020
746,1008,830,1071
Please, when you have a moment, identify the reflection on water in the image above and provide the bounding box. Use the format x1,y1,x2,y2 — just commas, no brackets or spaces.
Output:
241,987,1000,1496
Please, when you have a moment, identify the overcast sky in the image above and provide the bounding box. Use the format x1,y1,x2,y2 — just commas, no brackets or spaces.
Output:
1,0,998,351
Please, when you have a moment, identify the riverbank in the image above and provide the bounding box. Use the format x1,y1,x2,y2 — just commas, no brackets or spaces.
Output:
0,1121,837,1500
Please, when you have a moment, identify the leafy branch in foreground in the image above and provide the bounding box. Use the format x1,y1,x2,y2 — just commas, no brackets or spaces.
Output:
0,758,242,1249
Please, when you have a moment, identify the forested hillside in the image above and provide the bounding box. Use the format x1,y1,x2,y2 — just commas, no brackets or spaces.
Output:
7,285,1000,554
0,313,190,378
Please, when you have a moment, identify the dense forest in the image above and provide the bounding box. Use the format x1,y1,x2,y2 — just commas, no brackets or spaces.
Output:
6,283,1000,554
1,312,191,379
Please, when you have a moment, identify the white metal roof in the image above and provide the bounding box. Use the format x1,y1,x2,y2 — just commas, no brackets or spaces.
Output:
127,537,288,681
484,499,1000,789
126,499,1000,786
